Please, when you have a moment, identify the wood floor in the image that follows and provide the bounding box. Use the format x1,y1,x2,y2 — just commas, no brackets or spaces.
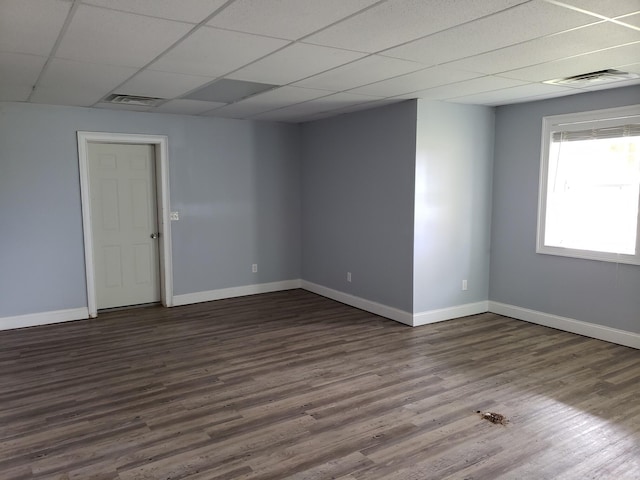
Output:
1,289,639,480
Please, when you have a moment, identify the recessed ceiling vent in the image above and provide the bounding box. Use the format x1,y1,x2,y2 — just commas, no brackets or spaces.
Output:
544,69,639,87
104,94,165,107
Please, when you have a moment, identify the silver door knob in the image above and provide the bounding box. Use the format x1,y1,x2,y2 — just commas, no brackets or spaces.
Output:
150,233,159,239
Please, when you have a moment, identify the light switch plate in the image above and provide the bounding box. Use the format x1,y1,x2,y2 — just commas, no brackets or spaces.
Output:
170,211,179,221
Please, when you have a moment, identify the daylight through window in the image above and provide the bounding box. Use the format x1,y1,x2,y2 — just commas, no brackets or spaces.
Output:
537,105,640,265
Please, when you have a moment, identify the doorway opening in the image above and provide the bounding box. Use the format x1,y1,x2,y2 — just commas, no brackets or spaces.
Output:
77,132,173,317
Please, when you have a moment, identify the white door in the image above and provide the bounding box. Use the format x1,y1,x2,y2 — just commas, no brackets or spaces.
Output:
88,142,160,309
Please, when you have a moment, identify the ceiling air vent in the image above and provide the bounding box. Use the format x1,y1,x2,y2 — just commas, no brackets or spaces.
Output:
544,69,639,87
104,94,165,107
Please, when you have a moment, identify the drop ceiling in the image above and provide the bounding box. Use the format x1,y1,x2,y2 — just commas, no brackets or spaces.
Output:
1,0,639,123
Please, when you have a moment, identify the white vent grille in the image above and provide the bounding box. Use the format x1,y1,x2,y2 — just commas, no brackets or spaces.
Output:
104,94,165,107
544,69,639,87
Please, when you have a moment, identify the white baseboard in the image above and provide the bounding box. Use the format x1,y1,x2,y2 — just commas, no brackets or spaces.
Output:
489,301,640,350
413,301,489,326
173,279,302,307
0,307,89,331
300,280,414,325
11,290,632,353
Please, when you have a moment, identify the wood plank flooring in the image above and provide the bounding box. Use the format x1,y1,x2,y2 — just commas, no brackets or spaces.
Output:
1,289,639,479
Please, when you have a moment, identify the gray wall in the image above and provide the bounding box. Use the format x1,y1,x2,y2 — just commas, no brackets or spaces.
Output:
301,101,417,312
0,102,301,317
4,85,639,335
414,101,494,313
490,86,640,334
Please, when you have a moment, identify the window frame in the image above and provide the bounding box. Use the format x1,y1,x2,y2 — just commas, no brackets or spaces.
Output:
537,104,640,266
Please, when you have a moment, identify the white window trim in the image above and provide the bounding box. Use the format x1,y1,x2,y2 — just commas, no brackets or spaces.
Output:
537,104,640,266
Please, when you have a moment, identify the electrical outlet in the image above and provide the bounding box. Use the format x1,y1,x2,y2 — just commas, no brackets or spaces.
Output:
347,272,352,282
252,264,258,273
462,279,468,291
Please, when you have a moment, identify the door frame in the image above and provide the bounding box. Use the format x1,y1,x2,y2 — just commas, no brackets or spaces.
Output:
77,131,173,317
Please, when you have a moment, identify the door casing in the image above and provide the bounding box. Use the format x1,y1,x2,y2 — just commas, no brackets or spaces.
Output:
78,131,173,317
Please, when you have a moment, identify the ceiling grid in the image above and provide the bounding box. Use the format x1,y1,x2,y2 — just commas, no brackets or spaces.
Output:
0,0,638,121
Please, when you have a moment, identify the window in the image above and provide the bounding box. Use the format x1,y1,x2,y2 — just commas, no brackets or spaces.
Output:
537,105,640,265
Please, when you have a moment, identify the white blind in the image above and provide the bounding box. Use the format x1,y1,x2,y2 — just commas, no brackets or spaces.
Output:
552,123,640,142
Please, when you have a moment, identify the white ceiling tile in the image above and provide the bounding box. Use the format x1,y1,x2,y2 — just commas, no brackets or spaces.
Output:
445,22,640,75
350,66,481,97
248,109,307,122
0,52,47,87
55,5,193,67
253,92,382,121
382,2,599,66
0,0,71,56
473,88,583,105
150,26,289,77
293,55,425,91
94,102,151,112
250,112,301,123
31,87,107,107
0,47,45,102
228,44,366,85
407,76,529,100
0,85,33,102
264,87,336,104
207,0,379,40
203,106,261,119
154,99,226,114
83,0,229,23
500,42,640,82
618,62,640,74
550,0,640,17
279,91,381,111
449,82,579,105
304,0,529,53
1,0,636,116
38,58,137,90
615,12,640,28
511,89,585,103
578,77,640,91
293,111,339,123
119,70,215,99
318,98,407,117
206,85,330,118
31,58,138,106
